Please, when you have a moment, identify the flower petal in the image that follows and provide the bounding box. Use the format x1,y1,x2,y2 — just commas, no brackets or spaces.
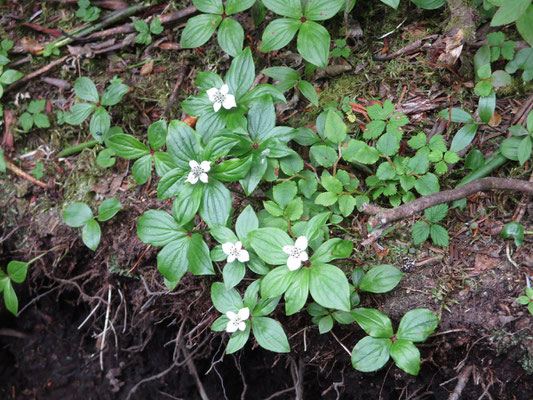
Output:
200,161,211,172
186,172,198,184
222,94,236,109
222,242,234,255
220,84,229,95
213,101,222,112
234,241,242,251
238,321,246,331
227,254,236,263
226,311,237,320
287,256,302,271
238,307,250,320
238,250,249,263
199,172,209,183
206,88,218,102
299,251,308,262
189,160,199,168
295,236,308,250
226,321,238,333
283,245,294,255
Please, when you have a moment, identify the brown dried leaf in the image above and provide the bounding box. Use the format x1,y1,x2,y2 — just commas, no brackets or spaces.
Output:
140,60,154,76
20,37,44,55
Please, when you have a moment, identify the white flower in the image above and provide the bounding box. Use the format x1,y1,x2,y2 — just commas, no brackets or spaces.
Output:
206,84,236,112
222,241,250,263
185,160,211,184
283,236,309,271
226,307,250,333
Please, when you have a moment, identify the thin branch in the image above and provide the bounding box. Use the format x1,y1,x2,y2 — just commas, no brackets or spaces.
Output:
362,177,533,229
4,56,68,93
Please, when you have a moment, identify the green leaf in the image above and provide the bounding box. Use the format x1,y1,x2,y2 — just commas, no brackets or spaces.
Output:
63,203,93,227
74,77,99,103
33,113,50,129
211,315,229,331
157,238,188,282
415,173,439,196
252,316,290,353
500,136,523,161
342,140,380,164
379,0,400,9
82,219,101,251
430,225,449,246
285,197,304,221
227,47,255,99
407,132,427,149
250,228,293,265
101,82,129,106
137,209,186,246
297,21,330,68
262,0,302,18
217,17,244,57
285,268,310,314
146,120,167,150
412,221,430,245
518,136,532,165
132,154,152,185
260,18,301,52
194,0,223,13
225,0,255,14
150,18,164,34
304,0,344,20
424,204,448,223
173,184,203,226
0,69,23,85
106,134,149,159
166,120,201,169
261,265,296,298
397,309,439,342
157,169,186,199
199,179,232,228
491,0,530,26
7,261,29,283
352,308,394,338
65,103,96,125
19,113,33,131
280,153,303,175
310,145,337,167
3,280,19,315
187,233,214,275
153,151,175,177
297,79,318,106
315,191,338,206
450,124,478,152
211,155,253,182
338,194,356,217
318,315,334,333
89,107,110,141
438,107,474,123
223,261,246,289
235,205,258,244
359,265,403,294
309,263,350,311
391,340,421,375
516,295,531,305
226,325,251,354
517,5,533,47
303,212,330,241
411,0,444,9
262,66,300,91
97,198,121,222
376,132,400,156
325,110,347,144
501,221,524,246
28,100,45,114
180,14,222,48
351,336,392,372
376,162,397,180
211,281,244,313
273,181,298,208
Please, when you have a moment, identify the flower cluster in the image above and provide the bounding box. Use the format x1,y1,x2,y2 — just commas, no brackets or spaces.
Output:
226,307,249,333
283,236,308,271
222,241,249,263
185,160,211,184
207,84,236,112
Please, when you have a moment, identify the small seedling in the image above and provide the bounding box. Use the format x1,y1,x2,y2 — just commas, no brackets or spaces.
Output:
134,18,164,45
20,100,50,131
76,0,100,22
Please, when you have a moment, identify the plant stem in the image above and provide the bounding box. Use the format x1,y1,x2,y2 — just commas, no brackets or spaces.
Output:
57,140,99,158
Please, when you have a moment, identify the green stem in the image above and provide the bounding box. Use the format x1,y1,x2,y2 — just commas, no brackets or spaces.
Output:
57,140,99,158
457,153,507,187
27,245,63,265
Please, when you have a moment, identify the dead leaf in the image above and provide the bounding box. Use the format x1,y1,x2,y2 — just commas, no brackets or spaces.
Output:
472,253,501,275
183,115,198,128
488,112,501,127
140,60,154,76
157,42,181,50
20,37,44,55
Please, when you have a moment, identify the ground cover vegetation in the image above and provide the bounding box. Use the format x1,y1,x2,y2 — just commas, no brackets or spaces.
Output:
1,0,533,398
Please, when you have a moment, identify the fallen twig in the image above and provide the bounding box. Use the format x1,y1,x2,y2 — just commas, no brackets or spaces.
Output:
448,365,473,400
5,159,49,189
163,61,188,115
362,177,533,230
373,35,438,61
4,56,68,94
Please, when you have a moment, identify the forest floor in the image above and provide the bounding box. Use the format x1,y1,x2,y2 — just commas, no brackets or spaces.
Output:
1,0,533,399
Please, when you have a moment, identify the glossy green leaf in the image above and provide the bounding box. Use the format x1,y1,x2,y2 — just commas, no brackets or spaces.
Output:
199,179,232,228
412,221,430,245
309,263,350,311
304,0,344,20
63,203,93,227
211,281,244,313
285,268,310,315
132,154,153,185
65,103,95,125
225,0,255,14
351,336,392,372
217,17,244,57
297,21,330,68
227,47,255,100
180,14,222,48
137,209,186,247
359,265,403,294
252,316,290,353
391,340,421,375
491,0,530,26
260,18,301,52
250,228,293,265
101,82,129,106
7,261,28,284
194,0,223,14
226,325,251,354
157,238,189,282
74,77,99,103
397,309,439,342
3,280,19,315
261,265,296,298
450,124,478,152
262,0,302,18
500,221,524,246
166,120,201,169
82,219,101,251
352,308,394,338
187,233,214,275
97,198,121,222
106,134,150,159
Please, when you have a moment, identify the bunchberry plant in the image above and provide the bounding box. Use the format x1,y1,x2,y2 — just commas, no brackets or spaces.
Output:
134,18,163,45
331,38,350,59
76,0,100,22
106,120,168,184
487,32,515,62
210,282,290,354
351,308,439,375
259,0,346,68
500,221,525,247
262,66,318,106
63,198,122,251
64,76,129,142
20,100,50,131
180,0,255,56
